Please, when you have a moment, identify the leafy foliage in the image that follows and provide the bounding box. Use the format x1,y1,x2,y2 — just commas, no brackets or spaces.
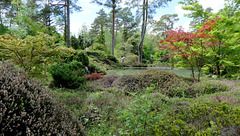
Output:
0,32,59,77
0,63,85,135
59,47,89,66
153,102,240,136
169,79,237,98
158,17,222,82
49,61,86,89
113,69,191,93
0,24,9,35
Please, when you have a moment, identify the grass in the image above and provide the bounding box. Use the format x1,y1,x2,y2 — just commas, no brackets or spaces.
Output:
107,67,198,77
51,70,240,135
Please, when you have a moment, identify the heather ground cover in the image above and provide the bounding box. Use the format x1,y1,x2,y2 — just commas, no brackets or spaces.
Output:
53,69,240,135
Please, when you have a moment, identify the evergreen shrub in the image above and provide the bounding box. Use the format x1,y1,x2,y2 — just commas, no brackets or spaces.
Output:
60,48,89,66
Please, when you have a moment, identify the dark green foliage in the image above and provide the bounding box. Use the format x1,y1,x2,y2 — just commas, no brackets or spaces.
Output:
62,50,89,66
71,35,80,50
50,61,86,89
152,102,240,136
87,51,105,57
0,63,85,135
86,50,119,70
106,54,118,63
0,24,9,35
98,25,105,45
88,61,106,74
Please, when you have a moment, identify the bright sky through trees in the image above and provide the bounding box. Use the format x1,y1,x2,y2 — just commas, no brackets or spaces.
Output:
70,0,225,35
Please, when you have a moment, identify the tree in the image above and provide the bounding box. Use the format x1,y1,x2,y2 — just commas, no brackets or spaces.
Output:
179,0,213,27
90,8,108,45
158,18,221,82
205,10,240,77
152,14,179,38
91,0,122,56
126,0,172,63
48,0,81,47
118,7,138,42
0,33,59,77
0,0,12,25
151,14,179,69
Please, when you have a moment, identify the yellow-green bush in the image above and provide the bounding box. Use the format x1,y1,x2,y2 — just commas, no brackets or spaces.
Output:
0,33,59,77
152,102,240,136
124,54,138,64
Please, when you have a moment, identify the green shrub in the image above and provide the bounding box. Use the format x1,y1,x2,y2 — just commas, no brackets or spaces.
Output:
169,80,232,98
88,61,106,74
86,51,105,57
124,54,138,64
49,61,86,89
71,35,80,50
106,54,118,63
0,24,9,35
152,102,240,136
113,69,190,93
0,63,85,135
59,48,89,66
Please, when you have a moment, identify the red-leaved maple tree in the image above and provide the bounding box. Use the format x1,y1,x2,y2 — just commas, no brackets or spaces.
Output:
158,17,221,82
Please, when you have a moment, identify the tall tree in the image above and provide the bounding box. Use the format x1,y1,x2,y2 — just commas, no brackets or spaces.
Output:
152,14,179,39
0,0,12,25
126,0,172,63
90,9,108,41
179,0,213,27
91,0,122,56
49,0,81,47
118,7,138,42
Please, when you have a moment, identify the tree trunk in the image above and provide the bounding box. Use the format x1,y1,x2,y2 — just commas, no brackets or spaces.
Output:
191,66,197,82
66,0,70,48
111,5,115,56
198,68,201,82
115,17,118,49
138,0,148,63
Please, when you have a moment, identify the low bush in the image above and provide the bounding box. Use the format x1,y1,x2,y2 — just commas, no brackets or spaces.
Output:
152,102,240,136
87,61,106,74
86,51,105,57
49,61,86,89
61,49,89,66
124,54,138,64
169,79,236,98
106,54,118,63
113,69,190,94
0,63,85,135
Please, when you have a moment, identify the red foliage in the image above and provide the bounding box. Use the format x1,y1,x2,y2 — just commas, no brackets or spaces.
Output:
157,17,222,82
86,73,104,80
158,17,222,59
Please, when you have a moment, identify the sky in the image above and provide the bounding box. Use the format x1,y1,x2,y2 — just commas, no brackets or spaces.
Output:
70,0,226,36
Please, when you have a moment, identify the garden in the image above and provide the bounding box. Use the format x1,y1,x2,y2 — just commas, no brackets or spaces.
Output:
0,0,240,135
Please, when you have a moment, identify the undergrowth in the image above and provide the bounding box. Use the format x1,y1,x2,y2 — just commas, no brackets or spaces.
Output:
50,69,240,135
